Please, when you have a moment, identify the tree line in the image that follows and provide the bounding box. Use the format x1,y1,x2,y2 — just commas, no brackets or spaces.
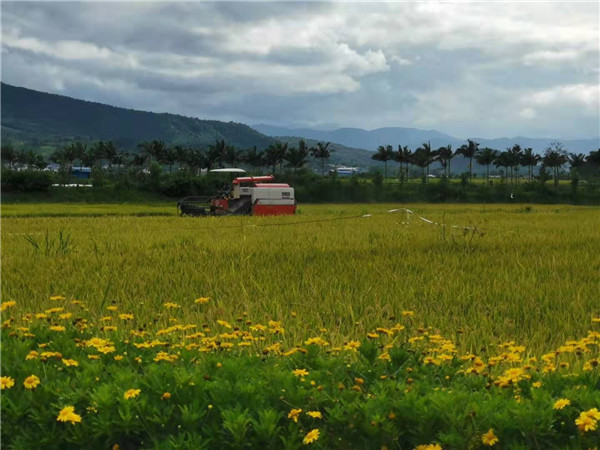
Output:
372,139,600,186
2,139,599,188
0,139,334,175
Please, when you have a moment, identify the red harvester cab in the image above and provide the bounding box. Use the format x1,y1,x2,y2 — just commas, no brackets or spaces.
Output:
217,175,296,216
178,175,296,216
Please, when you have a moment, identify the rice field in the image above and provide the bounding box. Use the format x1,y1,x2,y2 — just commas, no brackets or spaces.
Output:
2,203,599,352
2,203,599,448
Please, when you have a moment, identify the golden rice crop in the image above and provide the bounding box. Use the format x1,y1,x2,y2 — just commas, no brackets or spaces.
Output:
1,203,599,352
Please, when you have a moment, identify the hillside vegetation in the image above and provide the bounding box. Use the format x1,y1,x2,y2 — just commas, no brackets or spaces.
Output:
1,83,274,152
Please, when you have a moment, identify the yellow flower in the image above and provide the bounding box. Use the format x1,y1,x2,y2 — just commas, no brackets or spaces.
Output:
293,369,309,377
306,411,322,419
195,297,210,304
119,313,134,320
302,428,319,445
344,340,361,351
402,310,415,317
163,303,180,309
62,358,79,367
1,301,17,311
553,399,570,410
583,408,600,421
50,295,66,301
1,376,15,390
481,429,499,446
532,381,542,388
161,392,171,400
59,313,72,320
217,320,232,329
107,306,118,311
49,325,66,332
57,406,81,424
288,408,302,423
415,445,442,450
23,374,41,390
575,412,597,432
124,389,141,400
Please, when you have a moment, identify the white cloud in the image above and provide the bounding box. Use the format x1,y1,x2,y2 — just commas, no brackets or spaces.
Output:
525,84,599,113
520,108,537,119
522,50,585,65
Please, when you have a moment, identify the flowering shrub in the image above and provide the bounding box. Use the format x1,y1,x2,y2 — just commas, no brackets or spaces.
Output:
1,297,599,448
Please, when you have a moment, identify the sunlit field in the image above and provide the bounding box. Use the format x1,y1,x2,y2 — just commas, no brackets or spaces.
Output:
2,203,599,448
2,203,598,351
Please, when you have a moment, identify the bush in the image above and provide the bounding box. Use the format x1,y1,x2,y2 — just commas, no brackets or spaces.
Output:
1,168,53,192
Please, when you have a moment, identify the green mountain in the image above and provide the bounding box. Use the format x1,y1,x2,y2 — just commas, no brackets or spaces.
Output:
1,83,274,153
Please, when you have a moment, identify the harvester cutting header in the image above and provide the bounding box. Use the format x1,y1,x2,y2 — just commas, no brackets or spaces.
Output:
177,174,296,217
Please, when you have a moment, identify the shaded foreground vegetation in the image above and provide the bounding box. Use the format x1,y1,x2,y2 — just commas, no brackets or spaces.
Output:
2,297,599,449
2,204,599,448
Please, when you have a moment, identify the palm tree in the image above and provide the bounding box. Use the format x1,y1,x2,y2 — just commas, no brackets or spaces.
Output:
493,151,510,182
80,147,99,169
159,147,177,173
586,149,600,165
567,152,586,184
310,142,334,173
138,140,166,165
568,153,586,172
131,153,148,173
507,144,523,185
412,144,436,182
31,152,47,170
222,145,242,168
186,149,207,175
205,141,224,171
284,145,310,173
60,143,79,172
113,151,128,169
394,145,412,183
435,145,454,178
1,144,19,168
520,148,540,182
371,145,394,181
244,146,264,175
475,147,498,186
263,145,281,173
172,145,188,171
456,139,479,183
542,143,568,187
103,141,121,169
273,142,288,172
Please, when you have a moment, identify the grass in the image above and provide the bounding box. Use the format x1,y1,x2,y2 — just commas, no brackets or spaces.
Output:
2,202,598,353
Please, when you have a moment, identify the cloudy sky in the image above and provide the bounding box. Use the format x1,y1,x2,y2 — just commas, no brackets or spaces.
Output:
2,2,599,139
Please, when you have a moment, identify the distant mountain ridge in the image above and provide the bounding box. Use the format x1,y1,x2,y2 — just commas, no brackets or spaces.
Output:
253,124,599,154
1,83,274,152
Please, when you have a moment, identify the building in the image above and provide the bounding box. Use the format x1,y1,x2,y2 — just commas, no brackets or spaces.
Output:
72,167,92,179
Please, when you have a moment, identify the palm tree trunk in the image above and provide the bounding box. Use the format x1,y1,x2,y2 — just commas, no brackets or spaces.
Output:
487,164,490,187
469,157,473,183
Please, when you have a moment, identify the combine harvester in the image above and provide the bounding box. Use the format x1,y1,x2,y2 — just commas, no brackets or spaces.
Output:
177,172,296,217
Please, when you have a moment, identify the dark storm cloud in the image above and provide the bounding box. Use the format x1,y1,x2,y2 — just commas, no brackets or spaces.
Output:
1,2,598,138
